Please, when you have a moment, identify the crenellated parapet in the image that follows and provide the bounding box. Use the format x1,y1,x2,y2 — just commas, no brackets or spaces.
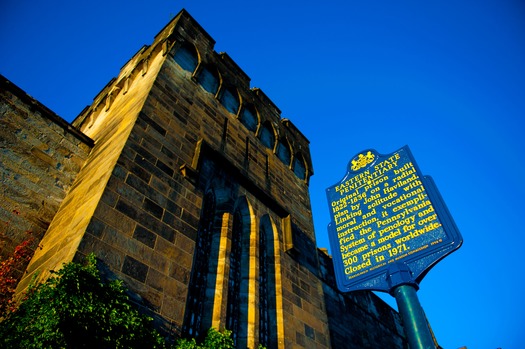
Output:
74,10,312,185
163,13,313,183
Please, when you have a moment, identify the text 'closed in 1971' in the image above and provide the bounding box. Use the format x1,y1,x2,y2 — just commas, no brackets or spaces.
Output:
327,149,446,280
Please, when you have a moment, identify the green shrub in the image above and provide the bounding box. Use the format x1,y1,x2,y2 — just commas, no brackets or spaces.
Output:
175,328,233,349
0,254,166,348
174,328,266,349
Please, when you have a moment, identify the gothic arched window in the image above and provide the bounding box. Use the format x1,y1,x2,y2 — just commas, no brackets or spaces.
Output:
258,215,278,348
197,66,220,95
226,198,252,348
173,43,198,73
259,122,275,150
239,105,258,132
226,210,243,345
276,139,292,166
293,153,307,180
183,192,215,338
219,87,240,115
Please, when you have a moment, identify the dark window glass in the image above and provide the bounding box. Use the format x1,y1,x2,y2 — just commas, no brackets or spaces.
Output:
197,66,219,94
259,219,270,347
183,192,215,338
219,88,240,114
259,123,275,150
173,44,198,72
276,140,291,166
239,106,258,132
293,155,307,180
226,211,243,347
259,216,278,348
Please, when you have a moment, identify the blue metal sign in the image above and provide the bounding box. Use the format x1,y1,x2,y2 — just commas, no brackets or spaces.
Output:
326,146,462,293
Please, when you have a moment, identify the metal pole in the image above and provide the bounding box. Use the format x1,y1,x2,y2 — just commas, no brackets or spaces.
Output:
393,284,436,349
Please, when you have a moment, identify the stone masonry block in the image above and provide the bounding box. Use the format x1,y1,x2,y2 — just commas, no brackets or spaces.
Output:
122,255,149,283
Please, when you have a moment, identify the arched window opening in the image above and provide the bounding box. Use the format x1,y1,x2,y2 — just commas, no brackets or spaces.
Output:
239,105,258,132
259,215,278,348
219,87,240,115
276,139,292,166
183,192,216,338
226,200,252,349
226,210,242,344
259,122,275,150
197,66,220,94
293,154,307,180
173,43,198,73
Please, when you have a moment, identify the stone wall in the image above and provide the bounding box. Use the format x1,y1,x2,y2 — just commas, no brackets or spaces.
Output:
5,10,407,348
0,75,92,275
15,11,169,293
318,249,407,348
70,12,328,344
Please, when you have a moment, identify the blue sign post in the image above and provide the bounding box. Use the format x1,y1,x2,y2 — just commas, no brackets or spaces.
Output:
326,146,462,349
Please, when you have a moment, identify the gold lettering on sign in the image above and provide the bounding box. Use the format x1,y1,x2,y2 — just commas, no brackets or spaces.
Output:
331,150,445,279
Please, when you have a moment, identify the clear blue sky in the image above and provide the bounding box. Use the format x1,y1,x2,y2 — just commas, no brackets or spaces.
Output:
2,1,524,348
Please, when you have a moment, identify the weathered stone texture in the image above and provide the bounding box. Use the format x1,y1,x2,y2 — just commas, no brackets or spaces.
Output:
15,21,170,292
319,249,406,348
6,9,407,348
0,76,92,267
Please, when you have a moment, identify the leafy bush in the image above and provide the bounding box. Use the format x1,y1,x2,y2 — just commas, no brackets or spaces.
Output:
175,328,266,349
0,254,166,348
175,328,234,349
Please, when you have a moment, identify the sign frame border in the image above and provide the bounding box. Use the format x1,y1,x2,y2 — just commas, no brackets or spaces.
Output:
326,146,463,293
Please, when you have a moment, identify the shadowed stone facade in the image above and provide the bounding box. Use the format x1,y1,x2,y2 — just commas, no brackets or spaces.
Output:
1,10,407,348
0,77,93,276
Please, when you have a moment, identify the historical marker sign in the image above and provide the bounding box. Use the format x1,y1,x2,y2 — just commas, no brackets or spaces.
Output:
326,146,462,293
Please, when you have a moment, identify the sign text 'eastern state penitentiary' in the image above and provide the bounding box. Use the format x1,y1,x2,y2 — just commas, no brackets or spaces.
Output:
326,146,462,293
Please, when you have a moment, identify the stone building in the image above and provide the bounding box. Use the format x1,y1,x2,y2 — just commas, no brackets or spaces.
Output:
1,10,406,348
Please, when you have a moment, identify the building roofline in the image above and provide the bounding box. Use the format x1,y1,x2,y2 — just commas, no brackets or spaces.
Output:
0,74,94,147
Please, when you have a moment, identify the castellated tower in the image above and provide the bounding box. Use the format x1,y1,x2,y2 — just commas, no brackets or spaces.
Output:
5,10,407,348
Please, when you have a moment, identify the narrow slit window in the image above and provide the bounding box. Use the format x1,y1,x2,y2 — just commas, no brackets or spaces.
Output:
293,154,307,180
259,215,278,348
226,210,243,346
226,199,251,349
183,192,216,338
